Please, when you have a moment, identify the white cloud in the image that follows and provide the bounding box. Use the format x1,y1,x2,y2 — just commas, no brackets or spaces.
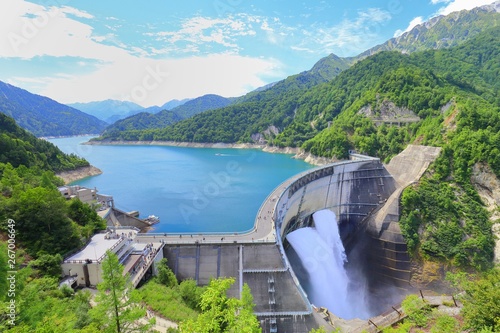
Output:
35,54,283,106
59,6,93,19
393,16,424,38
0,1,283,106
293,8,392,57
0,0,132,61
433,0,497,16
430,0,451,4
147,15,257,52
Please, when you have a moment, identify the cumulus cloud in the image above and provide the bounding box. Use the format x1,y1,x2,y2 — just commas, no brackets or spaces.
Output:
0,0,131,61
393,16,425,38
0,1,283,106
36,54,282,106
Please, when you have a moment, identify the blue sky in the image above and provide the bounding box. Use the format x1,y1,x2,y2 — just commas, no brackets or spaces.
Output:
0,0,496,107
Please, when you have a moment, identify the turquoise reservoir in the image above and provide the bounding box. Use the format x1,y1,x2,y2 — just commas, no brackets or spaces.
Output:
49,136,313,233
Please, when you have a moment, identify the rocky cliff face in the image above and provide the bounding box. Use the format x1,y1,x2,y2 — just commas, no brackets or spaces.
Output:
56,165,102,184
471,163,500,263
358,99,420,125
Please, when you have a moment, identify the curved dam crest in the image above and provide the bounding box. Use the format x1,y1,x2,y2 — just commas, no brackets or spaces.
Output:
136,145,441,333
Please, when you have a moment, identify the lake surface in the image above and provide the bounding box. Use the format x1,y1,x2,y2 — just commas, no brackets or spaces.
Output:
49,136,313,233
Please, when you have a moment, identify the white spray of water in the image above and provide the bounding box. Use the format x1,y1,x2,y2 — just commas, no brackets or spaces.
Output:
286,209,370,319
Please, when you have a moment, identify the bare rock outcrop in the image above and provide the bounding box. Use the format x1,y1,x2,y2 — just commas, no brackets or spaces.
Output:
471,163,500,263
56,165,102,184
358,99,420,125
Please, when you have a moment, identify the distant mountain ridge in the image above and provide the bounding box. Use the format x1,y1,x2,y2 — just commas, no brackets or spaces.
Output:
70,98,191,124
0,81,107,137
96,3,500,141
102,94,233,134
352,1,499,60
68,99,143,120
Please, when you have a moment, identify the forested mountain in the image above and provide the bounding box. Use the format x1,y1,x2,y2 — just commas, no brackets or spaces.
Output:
96,26,499,150
96,4,499,145
0,113,89,172
0,112,104,259
0,81,107,137
102,94,234,134
170,94,235,118
70,98,191,124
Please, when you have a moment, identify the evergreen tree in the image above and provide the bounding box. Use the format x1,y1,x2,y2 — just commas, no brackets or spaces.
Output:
90,251,152,333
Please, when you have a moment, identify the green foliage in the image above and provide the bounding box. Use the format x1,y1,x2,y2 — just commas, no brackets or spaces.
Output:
0,113,90,172
399,178,494,269
136,280,199,323
180,278,261,333
90,251,151,333
28,253,63,278
0,163,106,258
355,7,500,57
0,242,7,301
459,267,500,332
381,321,414,333
156,258,178,288
430,314,460,333
178,279,204,311
0,260,101,333
401,295,432,327
11,186,81,257
67,198,106,238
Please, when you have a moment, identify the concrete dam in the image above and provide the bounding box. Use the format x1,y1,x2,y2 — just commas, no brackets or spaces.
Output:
136,145,441,332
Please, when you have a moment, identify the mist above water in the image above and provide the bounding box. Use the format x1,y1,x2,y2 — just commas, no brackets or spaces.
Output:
287,209,371,320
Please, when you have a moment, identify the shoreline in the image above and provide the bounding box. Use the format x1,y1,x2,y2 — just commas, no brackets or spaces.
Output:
56,165,103,184
84,140,337,166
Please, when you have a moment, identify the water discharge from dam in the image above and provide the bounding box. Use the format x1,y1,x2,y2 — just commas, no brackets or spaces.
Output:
287,209,371,320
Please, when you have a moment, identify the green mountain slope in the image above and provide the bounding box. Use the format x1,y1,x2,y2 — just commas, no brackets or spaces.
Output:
0,114,105,259
0,81,107,137
101,94,234,135
97,26,499,150
299,27,499,163
0,113,89,172
96,5,499,145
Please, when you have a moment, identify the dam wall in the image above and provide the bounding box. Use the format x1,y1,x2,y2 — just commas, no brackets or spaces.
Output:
277,158,397,243
136,146,441,332
161,242,318,332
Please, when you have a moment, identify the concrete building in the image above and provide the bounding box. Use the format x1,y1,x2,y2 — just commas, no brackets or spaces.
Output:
58,185,98,204
62,227,164,288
